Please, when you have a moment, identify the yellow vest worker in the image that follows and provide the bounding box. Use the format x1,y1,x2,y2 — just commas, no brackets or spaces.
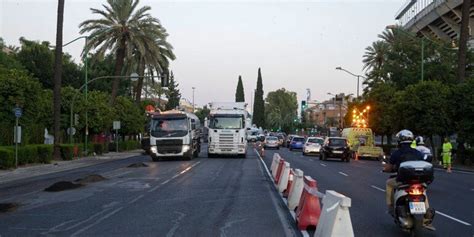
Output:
442,138,453,172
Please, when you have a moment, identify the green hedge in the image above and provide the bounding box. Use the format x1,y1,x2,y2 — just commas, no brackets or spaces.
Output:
119,140,140,151
0,148,14,169
36,145,53,164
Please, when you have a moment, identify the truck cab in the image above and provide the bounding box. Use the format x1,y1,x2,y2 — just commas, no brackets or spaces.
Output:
341,127,384,160
148,110,201,161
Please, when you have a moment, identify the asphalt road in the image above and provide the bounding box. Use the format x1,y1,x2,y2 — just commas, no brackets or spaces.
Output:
0,146,299,237
262,146,474,237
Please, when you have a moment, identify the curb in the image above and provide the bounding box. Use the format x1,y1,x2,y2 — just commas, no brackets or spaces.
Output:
433,164,474,174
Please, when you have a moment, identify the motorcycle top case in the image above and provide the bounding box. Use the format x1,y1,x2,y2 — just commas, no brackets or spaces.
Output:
397,161,434,184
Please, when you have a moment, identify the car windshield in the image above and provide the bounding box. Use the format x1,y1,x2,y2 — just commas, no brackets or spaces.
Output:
209,115,243,129
308,138,324,144
329,139,347,146
293,137,305,142
266,137,278,141
151,117,188,137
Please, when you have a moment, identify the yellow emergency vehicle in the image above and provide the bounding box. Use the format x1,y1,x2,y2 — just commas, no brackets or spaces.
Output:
341,127,384,160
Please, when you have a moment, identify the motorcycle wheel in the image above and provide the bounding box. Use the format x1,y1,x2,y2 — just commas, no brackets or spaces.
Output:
410,217,423,237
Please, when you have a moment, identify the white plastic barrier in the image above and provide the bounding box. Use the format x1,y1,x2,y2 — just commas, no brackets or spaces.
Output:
314,190,354,237
287,168,304,211
271,153,281,178
277,161,290,193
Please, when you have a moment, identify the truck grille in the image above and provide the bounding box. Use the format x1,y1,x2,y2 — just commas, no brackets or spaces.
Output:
218,133,238,149
156,139,183,154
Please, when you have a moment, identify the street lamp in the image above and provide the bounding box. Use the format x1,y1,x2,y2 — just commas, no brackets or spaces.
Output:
335,67,365,98
192,87,195,112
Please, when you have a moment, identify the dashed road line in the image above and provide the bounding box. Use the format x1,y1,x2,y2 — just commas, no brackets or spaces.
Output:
147,161,201,193
320,163,327,167
338,171,349,177
370,185,386,192
436,211,472,226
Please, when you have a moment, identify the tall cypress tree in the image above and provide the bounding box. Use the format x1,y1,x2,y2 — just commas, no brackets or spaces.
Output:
165,71,181,110
252,68,265,128
235,75,245,102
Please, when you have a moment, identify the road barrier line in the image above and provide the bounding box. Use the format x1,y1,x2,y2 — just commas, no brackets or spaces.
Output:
436,211,472,226
338,172,349,177
370,185,385,192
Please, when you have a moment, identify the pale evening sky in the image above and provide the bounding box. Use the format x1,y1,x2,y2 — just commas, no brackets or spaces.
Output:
1,0,405,108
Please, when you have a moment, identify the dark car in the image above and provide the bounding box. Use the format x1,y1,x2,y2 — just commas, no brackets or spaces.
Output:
320,137,351,162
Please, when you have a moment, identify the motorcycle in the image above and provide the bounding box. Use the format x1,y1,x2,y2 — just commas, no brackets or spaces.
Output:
386,160,435,236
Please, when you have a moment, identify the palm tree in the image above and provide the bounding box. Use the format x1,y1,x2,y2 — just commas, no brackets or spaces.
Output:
362,40,389,88
79,0,170,104
53,0,65,160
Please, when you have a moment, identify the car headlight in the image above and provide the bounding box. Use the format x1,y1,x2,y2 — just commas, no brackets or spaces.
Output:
150,146,157,153
182,145,190,152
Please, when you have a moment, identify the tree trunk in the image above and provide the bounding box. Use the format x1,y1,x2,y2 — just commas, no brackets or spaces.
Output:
110,37,127,105
53,0,65,160
457,0,471,82
135,57,146,104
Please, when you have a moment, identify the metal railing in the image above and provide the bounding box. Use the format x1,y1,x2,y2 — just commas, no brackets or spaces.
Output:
396,0,446,28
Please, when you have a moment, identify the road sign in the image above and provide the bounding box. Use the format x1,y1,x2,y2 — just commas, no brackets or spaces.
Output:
13,126,21,143
67,127,76,135
113,121,121,130
14,107,22,118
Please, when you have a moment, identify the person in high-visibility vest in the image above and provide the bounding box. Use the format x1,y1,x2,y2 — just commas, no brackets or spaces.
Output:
442,138,453,173
410,139,417,149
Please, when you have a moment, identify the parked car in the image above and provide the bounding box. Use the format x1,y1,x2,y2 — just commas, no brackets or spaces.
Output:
264,136,280,149
303,137,324,156
289,136,305,151
320,137,351,162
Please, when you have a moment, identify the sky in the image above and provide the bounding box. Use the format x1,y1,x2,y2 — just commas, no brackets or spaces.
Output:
1,0,405,108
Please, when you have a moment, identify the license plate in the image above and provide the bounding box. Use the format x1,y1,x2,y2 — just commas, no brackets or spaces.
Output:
333,151,343,154
409,202,426,214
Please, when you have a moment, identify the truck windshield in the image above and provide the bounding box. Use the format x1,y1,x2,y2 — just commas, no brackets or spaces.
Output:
151,117,188,137
209,116,243,129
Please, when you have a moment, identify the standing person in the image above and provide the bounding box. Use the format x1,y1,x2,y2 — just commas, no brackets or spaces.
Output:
442,138,453,173
415,136,432,162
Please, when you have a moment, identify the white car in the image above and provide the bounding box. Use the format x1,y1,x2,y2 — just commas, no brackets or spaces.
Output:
303,137,324,156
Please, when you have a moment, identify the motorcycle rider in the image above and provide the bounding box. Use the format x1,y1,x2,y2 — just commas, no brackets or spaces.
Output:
383,130,435,231
415,136,432,162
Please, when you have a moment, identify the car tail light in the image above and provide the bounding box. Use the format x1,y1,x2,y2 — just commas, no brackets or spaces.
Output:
406,184,424,196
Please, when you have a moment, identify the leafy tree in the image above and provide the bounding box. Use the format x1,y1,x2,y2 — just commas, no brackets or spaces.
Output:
265,88,297,132
79,0,171,104
253,68,265,128
165,71,180,110
235,75,245,102
86,91,114,134
453,79,474,144
113,96,146,135
363,83,397,142
195,105,210,123
16,38,54,89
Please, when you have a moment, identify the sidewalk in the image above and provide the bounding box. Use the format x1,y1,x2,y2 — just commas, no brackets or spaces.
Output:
433,162,474,173
0,150,143,185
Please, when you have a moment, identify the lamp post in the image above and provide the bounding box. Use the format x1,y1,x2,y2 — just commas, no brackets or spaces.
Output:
335,67,365,97
192,87,195,112
61,36,89,145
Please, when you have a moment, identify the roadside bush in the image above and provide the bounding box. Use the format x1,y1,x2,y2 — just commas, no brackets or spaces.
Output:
36,145,53,163
117,140,141,151
0,148,14,169
17,145,38,165
93,143,104,155
59,144,75,160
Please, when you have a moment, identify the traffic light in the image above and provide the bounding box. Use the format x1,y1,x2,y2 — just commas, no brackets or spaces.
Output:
301,100,307,110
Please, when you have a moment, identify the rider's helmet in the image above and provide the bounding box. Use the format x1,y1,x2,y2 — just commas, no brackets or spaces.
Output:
396,129,414,144
415,136,425,145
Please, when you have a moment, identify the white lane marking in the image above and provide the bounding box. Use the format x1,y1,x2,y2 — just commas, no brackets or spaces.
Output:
128,194,144,204
320,163,327,167
338,171,349,177
436,211,472,226
70,207,124,237
301,230,310,237
147,161,201,193
471,188,474,191
254,149,300,237
370,185,386,192
368,185,472,226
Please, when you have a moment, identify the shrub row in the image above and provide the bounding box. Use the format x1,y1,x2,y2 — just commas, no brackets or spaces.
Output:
0,144,53,169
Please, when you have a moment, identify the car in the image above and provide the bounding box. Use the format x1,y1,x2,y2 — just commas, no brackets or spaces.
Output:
289,136,305,151
257,134,266,142
263,136,280,149
302,137,324,156
320,137,351,162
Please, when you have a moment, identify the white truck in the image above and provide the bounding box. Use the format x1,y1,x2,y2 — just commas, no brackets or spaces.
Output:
206,102,250,158
148,110,201,161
